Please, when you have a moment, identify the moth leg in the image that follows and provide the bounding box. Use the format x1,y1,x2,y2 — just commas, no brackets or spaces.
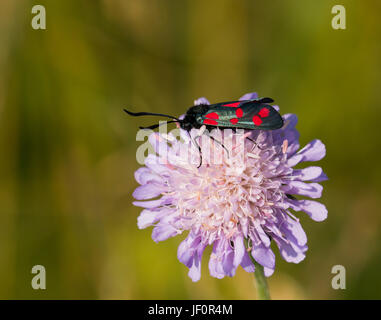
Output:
190,134,203,168
194,139,202,168
246,137,264,150
204,132,230,158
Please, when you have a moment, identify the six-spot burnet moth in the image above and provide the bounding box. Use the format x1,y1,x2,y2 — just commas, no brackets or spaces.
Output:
124,97,284,167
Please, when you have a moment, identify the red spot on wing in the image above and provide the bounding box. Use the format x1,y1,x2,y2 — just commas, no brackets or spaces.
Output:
253,115,262,126
258,107,270,118
230,118,239,125
236,108,243,118
205,112,219,119
203,119,218,125
223,102,240,108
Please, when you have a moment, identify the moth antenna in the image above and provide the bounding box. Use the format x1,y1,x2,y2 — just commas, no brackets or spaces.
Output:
139,120,178,130
123,109,180,121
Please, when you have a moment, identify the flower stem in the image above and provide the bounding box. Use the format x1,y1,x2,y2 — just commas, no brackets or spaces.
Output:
244,238,271,300
252,260,271,300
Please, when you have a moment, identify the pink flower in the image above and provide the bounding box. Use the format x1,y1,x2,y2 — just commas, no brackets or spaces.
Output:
132,92,328,281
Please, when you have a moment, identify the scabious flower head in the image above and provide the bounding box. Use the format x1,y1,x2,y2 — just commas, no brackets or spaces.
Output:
132,92,328,281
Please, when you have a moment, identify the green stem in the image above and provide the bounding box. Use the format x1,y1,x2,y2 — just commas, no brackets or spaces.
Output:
244,238,271,300
252,260,271,300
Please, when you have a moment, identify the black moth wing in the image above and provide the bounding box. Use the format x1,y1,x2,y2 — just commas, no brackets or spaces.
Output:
198,99,284,130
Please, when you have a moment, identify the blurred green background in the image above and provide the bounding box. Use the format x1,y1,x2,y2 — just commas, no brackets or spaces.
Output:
0,0,380,299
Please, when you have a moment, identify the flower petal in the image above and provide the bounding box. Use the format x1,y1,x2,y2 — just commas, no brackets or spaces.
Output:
132,183,167,200
137,207,174,229
239,92,258,101
144,154,170,175
240,251,255,273
178,233,200,267
209,241,226,279
288,139,326,166
188,247,206,282
287,199,328,222
233,235,245,267
254,225,271,247
282,181,323,199
274,235,307,263
209,238,238,279
280,215,307,246
194,97,210,105
149,134,168,155
132,197,172,208
264,267,275,277
310,171,328,182
134,167,162,185
178,232,207,281
292,166,323,181
151,223,179,242
251,243,275,269
283,113,298,129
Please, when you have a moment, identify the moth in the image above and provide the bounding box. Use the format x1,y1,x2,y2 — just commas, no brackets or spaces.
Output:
124,97,284,166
